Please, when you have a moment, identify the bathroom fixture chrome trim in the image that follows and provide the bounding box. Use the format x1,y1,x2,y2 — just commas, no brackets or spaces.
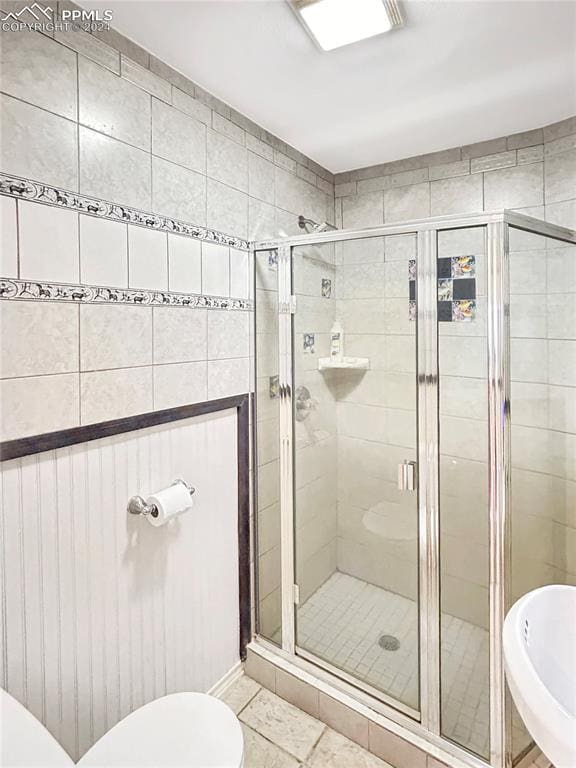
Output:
278,244,296,655
297,645,419,719
0,278,253,311
297,214,337,233
397,460,417,492
0,172,250,250
251,209,576,251
487,221,512,768
250,639,492,768
417,229,441,735
252,212,576,768
127,479,195,519
294,385,317,421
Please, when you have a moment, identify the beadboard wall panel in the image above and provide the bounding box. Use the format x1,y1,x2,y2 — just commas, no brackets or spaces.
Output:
0,408,239,761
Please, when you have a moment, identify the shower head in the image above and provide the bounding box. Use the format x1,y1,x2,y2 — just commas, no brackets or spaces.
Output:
298,215,337,233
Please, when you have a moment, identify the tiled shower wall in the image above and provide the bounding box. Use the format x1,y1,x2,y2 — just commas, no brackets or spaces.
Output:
332,117,576,626
0,4,334,441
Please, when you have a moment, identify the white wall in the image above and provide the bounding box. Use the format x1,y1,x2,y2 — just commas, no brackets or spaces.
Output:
0,409,239,761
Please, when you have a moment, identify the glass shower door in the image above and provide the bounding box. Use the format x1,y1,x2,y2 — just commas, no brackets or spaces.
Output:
291,233,421,715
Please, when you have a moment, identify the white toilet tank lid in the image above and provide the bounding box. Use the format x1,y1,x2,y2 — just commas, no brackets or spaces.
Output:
0,688,74,767
77,692,244,768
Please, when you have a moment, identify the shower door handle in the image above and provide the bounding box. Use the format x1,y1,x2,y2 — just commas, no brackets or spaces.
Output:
398,461,417,491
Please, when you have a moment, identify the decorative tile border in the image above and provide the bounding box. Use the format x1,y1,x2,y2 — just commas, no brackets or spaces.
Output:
408,256,476,322
321,278,332,298
0,279,252,311
0,173,249,251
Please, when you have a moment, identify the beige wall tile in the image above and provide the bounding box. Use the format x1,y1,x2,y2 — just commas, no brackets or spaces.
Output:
152,98,206,173
0,373,80,441
208,129,248,192
318,694,369,748
151,156,206,224
153,307,207,364
80,127,151,210
0,28,77,120
207,180,248,239
249,151,275,205
484,162,544,209
81,366,153,424
55,25,120,73
0,197,18,278
545,149,576,204
384,182,430,222
208,310,250,360
341,192,383,228
275,669,319,718
121,56,171,101
208,357,250,399
1,94,78,191
244,649,276,691
368,722,426,768
171,87,211,125
19,202,79,283
79,57,151,151
80,304,152,370
167,234,202,294
128,226,168,291
202,242,230,296
549,340,576,386
79,215,128,288
153,361,207,409
430,174,482,216
0,301,78,378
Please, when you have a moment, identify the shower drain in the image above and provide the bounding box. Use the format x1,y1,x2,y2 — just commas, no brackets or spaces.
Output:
378,634,400,651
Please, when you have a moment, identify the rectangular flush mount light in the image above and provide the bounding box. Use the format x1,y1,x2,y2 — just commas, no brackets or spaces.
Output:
292,0,403,51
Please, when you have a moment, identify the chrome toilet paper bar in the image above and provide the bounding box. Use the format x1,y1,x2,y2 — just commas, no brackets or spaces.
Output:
127,479,195,519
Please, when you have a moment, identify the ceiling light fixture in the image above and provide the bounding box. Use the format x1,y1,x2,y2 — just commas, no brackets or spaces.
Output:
291,0,403,52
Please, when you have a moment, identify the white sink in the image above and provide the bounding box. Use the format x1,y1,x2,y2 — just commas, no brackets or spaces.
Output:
503,585,576,768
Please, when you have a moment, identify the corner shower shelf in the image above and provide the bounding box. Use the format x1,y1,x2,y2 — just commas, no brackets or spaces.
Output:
318,357,370,371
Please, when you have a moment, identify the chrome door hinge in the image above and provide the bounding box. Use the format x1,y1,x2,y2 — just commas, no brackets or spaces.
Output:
292,584,300,605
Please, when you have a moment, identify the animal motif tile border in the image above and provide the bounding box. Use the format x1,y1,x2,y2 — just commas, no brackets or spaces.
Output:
0,173,249,250
0,279,252,311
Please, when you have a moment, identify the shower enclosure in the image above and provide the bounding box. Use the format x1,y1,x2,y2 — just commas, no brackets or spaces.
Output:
252,210,576,768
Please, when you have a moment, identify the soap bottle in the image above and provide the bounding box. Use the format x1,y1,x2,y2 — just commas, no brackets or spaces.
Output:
330,321,344,359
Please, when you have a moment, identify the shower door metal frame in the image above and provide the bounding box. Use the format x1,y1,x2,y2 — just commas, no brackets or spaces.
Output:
252,210,576,768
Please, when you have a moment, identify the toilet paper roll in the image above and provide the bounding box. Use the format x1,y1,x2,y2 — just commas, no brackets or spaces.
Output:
145,482,194,527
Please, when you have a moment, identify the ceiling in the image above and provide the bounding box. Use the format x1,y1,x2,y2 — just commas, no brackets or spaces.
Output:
79,0,576,173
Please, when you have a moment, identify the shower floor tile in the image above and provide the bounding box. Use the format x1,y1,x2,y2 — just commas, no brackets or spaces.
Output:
297,572,494,757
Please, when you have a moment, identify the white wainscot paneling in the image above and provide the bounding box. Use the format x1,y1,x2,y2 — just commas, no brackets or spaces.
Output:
0,409,240,761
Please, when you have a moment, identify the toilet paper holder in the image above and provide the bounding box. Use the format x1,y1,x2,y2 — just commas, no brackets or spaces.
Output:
127,479,195,520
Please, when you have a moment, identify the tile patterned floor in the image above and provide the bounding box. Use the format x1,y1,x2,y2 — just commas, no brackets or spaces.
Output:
219,676,393,768
296,572,531,759
217,674,549,768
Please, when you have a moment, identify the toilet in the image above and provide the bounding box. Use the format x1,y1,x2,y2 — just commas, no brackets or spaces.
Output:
0,688,244,767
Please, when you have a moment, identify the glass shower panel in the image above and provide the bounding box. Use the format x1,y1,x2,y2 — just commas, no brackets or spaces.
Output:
254,247,282,644
437,226,490,759
292,233,420,714
508,226,576,762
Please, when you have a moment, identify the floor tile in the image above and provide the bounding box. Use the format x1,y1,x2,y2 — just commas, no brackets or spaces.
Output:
306,729,392,768
240,689,325,761
220,674,261,714
242,725,301,768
